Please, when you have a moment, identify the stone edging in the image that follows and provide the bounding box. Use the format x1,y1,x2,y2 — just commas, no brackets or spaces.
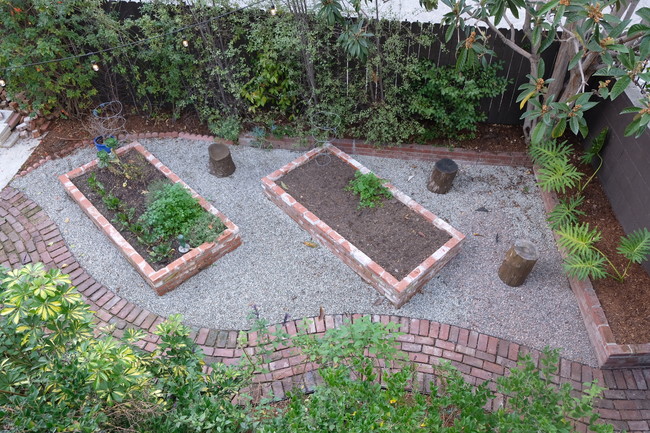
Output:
1,186,649,433
534,167,650,369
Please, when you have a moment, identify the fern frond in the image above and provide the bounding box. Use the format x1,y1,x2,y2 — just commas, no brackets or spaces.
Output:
529,140,573,166
580,127,608,165
556,222,602,256
563,251,608,280
537,158,583,194
617,228,650,264
547,196,585,230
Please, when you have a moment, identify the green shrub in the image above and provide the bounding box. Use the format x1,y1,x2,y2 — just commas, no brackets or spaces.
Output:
411,62,509,139
0,263,253,433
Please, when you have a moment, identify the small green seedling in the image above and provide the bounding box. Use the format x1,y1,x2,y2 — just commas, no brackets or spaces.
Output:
345,171,392,209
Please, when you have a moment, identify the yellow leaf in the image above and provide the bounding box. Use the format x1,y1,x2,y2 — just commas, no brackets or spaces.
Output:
520,90,535,110
303,241,318,248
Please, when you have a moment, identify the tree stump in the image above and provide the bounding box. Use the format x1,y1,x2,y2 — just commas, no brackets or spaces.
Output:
427,158,458,194
208,143,236,177
498,239,539,287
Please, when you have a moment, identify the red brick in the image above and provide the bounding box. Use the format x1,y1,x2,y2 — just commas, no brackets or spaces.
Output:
470,367,492,381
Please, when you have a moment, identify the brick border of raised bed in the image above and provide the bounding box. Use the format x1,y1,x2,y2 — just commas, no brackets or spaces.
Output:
535,167,650,369
262,144,465,308
58,142,241,295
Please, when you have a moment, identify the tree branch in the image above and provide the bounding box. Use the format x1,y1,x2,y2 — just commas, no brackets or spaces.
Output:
503,14,517,43
483,18,532,59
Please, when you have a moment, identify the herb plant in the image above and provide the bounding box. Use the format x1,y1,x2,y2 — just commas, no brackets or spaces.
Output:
345,171,393,209
140,181,225,248
149,242,174,263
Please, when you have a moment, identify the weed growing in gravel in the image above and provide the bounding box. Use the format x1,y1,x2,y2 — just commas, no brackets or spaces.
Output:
345,171,393,208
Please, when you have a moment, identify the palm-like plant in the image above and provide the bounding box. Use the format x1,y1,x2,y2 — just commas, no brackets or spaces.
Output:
547,196,585,231
557,225,650,282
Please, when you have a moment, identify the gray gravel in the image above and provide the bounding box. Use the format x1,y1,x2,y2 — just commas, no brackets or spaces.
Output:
11,138,598,366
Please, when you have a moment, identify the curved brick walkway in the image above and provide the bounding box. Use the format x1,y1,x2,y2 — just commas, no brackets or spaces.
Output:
1,186,649,432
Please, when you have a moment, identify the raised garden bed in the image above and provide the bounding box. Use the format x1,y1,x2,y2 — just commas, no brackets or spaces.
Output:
262,144,465,307
58,142,241,295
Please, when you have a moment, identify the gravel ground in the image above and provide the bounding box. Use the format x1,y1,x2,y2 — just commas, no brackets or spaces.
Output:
11,138,598,366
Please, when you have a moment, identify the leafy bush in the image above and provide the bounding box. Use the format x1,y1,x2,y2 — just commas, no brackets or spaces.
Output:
0,263,253,433
268,316,613,433
345,171,393,208
1,265,616,432
411,62,509,139
140,181,225,246
208,116,242,142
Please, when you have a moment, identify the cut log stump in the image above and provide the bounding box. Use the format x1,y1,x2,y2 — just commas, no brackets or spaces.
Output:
427,158,458,194
208,143,236,177
498,239,539,287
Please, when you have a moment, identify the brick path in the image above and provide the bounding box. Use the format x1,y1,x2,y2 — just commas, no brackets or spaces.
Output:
1,186,649,432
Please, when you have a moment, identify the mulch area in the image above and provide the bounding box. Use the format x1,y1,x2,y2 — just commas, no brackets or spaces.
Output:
569,155,650,344
279,154,451,281
21,113,650,344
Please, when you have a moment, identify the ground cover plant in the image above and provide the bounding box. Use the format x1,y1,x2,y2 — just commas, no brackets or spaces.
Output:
0,263,616,433
74,147,225,268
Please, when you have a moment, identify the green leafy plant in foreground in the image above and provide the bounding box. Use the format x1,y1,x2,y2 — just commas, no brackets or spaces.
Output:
1,263,616,432
345,171,393,209
0,263,253,433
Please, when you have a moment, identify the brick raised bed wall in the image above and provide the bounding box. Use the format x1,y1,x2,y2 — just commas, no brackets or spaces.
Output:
58,142,241,295
262,144,465,308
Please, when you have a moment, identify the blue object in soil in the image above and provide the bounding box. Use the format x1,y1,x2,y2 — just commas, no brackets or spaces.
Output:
94,136,114,153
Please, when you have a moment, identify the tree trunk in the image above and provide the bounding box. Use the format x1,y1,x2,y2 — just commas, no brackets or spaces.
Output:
522,55,540,144
285,0,318,105
208,143,236,177
546,24,576,103
427,158,458,194
498,240,539,287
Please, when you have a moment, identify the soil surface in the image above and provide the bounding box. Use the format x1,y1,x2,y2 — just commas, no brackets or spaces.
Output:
72,149,186,270
24,111,210,170
279,154,451,281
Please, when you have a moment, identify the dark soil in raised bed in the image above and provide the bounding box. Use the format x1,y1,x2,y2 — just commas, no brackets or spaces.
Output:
279,154,452,281
72,149,186,270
